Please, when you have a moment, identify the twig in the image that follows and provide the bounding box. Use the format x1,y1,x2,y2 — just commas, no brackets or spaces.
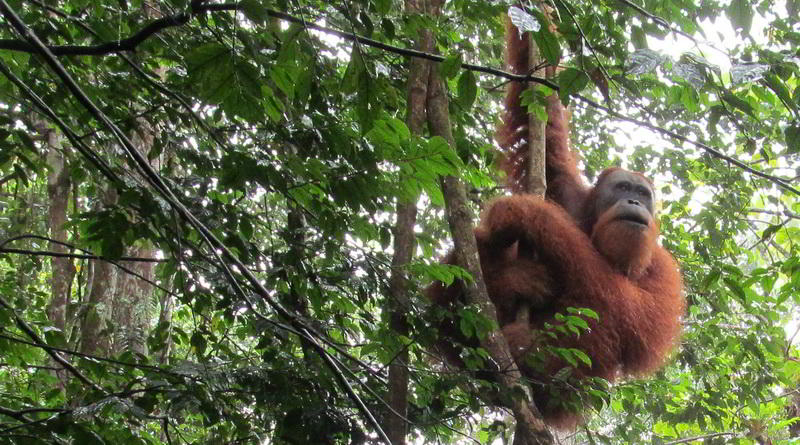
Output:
0,4,558,86
0,332,194,377
1,234,174,296
573,94,800,195
0,296,102,391
664,432,736,444
1,4,794,194
749,208,800,220
612,0,728,57
0,247,164,262
0,3,390,440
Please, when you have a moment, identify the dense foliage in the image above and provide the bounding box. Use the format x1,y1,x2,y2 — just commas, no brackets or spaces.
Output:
0,0,798,444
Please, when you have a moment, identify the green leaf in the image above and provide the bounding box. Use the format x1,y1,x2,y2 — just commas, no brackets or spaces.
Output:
760,223,783,243
359,11,374,37
224,62,265,123
565,315,589,333
457,70,478,110
262,85,284,122
440,53,463,80
240,217,254,240
556,68,589,102
532,27,561,67
374,0,391,15
555,348,578,367
101,234,124,260
631,26,647,50
270,66,295,100
186,43,231,91
43,326,68,349
520,87,548,121
240,0,270,24
191,332,207,356
185,43,263,122
702,269,721,290
342,49,366,95
380,18,396,40
721,92,756,118
571,348,592,367
727,0,753,34
785,121,800,154
723,277,748,306
458,310,476,339
566,307,599,321
354,72,378,131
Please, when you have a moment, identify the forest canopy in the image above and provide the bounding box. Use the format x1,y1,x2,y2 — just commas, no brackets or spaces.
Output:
0,0,798,444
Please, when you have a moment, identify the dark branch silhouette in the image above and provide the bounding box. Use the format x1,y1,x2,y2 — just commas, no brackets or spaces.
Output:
0,3,391,440
573,95,799,195
0,247,165,262
0,3,793,195
0,3,557,89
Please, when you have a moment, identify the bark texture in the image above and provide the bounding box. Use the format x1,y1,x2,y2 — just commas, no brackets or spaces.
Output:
34,119,75,333
386,1,434,442
425,35,554,444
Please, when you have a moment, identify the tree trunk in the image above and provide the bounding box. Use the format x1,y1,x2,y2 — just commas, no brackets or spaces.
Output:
80,116,160,356
789,385,800,438
113,243,155,356
156,275,174,364
386,200,417,445
34,119,75,333
424,4,553,439
32,117,75,388
79,186,118,356
385,1,435,443
525,33,547,197
111,118,158,356
80,251,117,355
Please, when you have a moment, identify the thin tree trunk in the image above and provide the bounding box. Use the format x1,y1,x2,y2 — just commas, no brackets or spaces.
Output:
424,3,553,440
80,115,160,357
32,117,75,388
80,243,117,355
385,1,435,443
525,34,547,197
525,1,559,197
34,119,75,333
111,118,158,356
156,275,174,364
79,186,118,356
789,385,800,438
114,243,155,355
29,0,76,338
284,201,309,315
387,198,418,445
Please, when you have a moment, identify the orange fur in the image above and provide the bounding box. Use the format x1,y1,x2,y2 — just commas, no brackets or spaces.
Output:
426,10,684,430
485,195,683,428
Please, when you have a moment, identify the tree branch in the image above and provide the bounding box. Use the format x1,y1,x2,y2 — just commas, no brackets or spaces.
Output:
664,432,736,444
0,332,192,377
0,295,102,391
0,3,390,440
573,94,800,195
0,247,164,262
2,4,794,194
0,3,558,86
0,234,174,296
612,0,728,57
425,14,553,441
0,0,213,55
